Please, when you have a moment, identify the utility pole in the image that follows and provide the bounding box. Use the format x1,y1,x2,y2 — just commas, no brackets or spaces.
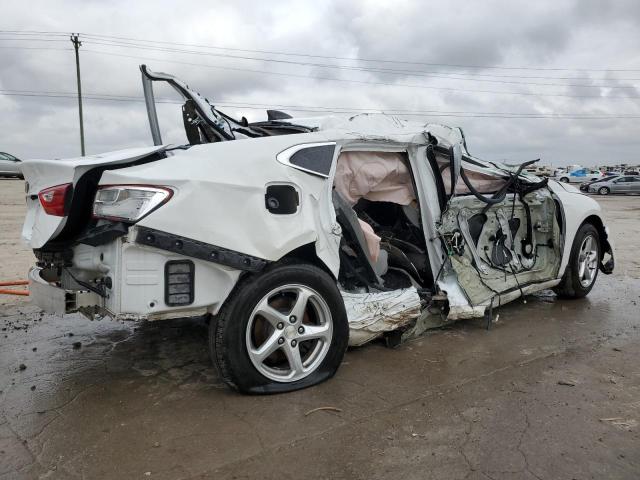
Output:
70,34,85,156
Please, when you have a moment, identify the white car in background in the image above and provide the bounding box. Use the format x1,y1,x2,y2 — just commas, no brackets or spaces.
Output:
20,66,615,394
555,167,603,184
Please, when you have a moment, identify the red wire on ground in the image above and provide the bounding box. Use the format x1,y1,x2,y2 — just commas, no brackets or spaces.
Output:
0,289,29,296
0,280,29,295
0,280,29,287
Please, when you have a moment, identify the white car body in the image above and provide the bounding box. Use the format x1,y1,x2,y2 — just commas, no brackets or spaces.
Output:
19,66,615,392
554,167,603,184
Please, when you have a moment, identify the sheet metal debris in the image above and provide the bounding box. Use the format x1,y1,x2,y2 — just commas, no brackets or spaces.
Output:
342,287,421,346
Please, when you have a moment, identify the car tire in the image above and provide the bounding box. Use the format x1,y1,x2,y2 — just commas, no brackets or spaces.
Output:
209,261,349,394
555,223,600,299
559,177,569,183
598,187,610,195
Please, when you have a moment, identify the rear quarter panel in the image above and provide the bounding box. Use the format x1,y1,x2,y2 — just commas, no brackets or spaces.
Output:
99,134,341,275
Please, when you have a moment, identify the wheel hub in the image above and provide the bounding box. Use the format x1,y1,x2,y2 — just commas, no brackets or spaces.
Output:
284,325,297,340
245,284,333,383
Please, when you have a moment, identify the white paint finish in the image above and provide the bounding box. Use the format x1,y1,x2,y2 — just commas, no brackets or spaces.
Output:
411,144,447,282
114,243,241,316
21,146,167,196
102,134,336,264
546,179,606,276
125,274,160,285
20,145,167,248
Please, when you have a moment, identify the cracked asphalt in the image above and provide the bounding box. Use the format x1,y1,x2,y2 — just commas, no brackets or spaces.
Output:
1,178,639,479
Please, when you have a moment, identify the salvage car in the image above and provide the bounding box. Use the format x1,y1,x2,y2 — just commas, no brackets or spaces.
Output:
588,175,640,195
21,66,615,394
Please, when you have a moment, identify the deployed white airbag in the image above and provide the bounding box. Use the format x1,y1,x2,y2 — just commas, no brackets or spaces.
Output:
335,151,416,261
334,151,415,206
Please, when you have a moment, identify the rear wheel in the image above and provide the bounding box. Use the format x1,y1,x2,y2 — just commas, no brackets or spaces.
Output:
555,223,600,298
559,177,569,183
598,187,610,195
210,262,348,394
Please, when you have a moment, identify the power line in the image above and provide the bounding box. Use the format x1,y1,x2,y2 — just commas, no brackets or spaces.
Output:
2,90,639,119
7,31,640,82
81,48,640,100
77,32,640,73
2,29,640,73
0,46,72,51
5,31,640,92
0,30,68,36
0,37,68,42
77,38,639,90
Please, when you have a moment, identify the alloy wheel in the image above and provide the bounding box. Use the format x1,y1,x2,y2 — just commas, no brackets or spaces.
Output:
245,284,333,382
577,235,598,288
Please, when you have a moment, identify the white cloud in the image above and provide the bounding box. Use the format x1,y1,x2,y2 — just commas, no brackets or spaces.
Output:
1,0,639,166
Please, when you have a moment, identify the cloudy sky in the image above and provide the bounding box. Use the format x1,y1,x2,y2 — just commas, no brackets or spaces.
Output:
1,0,639,166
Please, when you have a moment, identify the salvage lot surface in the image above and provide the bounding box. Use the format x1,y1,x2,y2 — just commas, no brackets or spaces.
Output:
1,178,639,479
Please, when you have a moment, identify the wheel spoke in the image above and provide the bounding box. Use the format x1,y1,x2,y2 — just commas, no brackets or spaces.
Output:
585,236,593,252
577,234,600,288
289,287,312,321
250,331,282,363
578,258,586,278
583,265,593,283
254,299,288,328
283,344,305,376
298,323,331,343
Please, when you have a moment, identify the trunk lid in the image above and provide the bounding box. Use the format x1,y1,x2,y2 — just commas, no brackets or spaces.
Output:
21,146,166,248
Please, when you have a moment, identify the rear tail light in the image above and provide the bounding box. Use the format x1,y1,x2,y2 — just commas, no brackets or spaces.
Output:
93,185,173,223
38,183,72,216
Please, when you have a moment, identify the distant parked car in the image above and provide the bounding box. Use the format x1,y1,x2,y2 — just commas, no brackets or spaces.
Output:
623,170,639,176
580,175,617,192
589,175,640,195
0,152,23,178
556,167,602,184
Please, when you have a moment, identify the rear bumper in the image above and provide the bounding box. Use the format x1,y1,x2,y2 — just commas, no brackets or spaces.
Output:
28,267,102,316
28,236,243,320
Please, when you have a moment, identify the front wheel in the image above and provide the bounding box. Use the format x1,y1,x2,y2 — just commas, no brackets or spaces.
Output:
598,187,610,195
559,177,570,183
555,223,600,298
210,262,349,394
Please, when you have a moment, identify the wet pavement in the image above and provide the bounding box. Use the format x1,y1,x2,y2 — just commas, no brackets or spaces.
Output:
1,179,639,479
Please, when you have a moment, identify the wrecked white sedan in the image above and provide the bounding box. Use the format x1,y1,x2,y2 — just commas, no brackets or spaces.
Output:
22,66,614,394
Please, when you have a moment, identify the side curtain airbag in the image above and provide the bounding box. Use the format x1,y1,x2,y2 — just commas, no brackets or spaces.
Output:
334,151,416,205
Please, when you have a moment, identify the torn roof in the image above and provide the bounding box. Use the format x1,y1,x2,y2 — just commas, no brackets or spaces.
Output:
279,113,467,148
